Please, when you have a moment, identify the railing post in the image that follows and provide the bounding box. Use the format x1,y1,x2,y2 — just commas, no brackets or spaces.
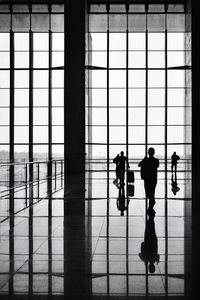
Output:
25,163,28,207
37,163,40,200
54,161,57,191
61,160,63,188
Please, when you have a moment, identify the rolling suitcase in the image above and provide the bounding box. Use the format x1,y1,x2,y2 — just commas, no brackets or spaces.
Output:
127,170,135,183
127,184,135,197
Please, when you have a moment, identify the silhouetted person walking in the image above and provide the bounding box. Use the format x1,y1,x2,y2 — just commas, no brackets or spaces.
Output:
116,184,129,216
113,154,120,186
138,148,159,208
118,151,129,185
171,152,180,177
139,208,160,273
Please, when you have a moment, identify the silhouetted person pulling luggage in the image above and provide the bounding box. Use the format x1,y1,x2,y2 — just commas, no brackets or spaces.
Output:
138,148,159,208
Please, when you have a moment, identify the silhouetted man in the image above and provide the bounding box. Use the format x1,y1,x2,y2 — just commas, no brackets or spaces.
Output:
138,148,159,208
139,208,160,273
116,184,129,216
113,154,120,186
118,151,129,185
171,152,180,176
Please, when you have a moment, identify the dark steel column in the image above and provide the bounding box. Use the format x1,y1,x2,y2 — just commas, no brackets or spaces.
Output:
64,0,85,215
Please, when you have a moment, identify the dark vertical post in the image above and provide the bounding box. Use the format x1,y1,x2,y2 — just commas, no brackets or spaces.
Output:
192,0,200,297
164,20,168,296
48,8,52,192
9,13,14,294
29,29,33,201
29,10,33,295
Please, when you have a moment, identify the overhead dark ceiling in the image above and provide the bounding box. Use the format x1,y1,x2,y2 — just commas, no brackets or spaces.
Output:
0,0,186,3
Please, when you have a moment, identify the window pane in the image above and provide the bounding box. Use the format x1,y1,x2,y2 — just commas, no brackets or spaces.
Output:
0,89,9,106
89,14,107,32
89,70,107,88
92,52,107,68
168,70,185,88
148,70,165,88
0,52,9,68
14,126,28,143
15,52,29,68
33,126,48,143
110,126,126,143
52,108,64,125
89,89,107,107
52,33,64,51
148,33,165,50
0,71,10,88
109,14,127,32
129,108,145,125
148,126,164,143
147,14,165,32
109,52,125,68
33,108,48,125
129,33,145,50
0,126,9,143
33,71,48,88
15,108,29,125
90,33,107,51
110,108,126,125
168,126,184,143
129,126,145,143
52,126,64,143
12,14,30,32
129,89,145,107
91,126,107,143
31,14,49,32
168,89,184,106
128,15,146,32
148,107,165,125
110,89,126,106
129,70,145,88
168,33,184,50
15,33,29,50
52,89,64,106
168,107,184,125
33,33,49,51
0,33,9,50
148,89,165,106
109,33,126,50
51,14,64,32
34,52,49,68
15,70,29,88
52,52,64,68
52,70,64,88
168,51,184,68
148,51,165,68
15,89,29,106
109,70,126,88
90,108,106,125
129,52,145,68
33,89,48,106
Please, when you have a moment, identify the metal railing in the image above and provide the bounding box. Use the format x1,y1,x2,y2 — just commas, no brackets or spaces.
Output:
0,159,64,222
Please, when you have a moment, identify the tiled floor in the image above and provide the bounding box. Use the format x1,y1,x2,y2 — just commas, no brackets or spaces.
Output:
0,168,192,299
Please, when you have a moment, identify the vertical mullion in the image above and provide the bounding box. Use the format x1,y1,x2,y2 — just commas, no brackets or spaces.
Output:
165,25,169,297
9,13,14,294
106,9,110,294
145,28,148,156
126,9,129,297
29,10,33,296
49,31,52,163
48,8,52,297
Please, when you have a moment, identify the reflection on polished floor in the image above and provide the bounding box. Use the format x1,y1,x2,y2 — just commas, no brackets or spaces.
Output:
0,164,192,299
